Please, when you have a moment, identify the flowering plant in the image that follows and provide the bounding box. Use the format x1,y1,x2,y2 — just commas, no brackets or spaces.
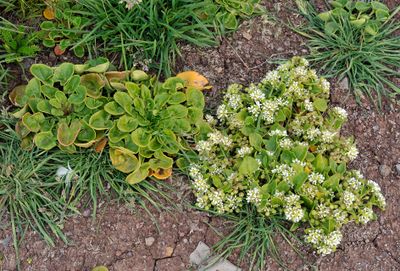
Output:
187,57,385,255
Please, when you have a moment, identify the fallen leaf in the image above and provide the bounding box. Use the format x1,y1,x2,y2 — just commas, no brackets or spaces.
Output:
43,6,55,20
95,137,108,153
151,168,172,180
54,44,65,56
176,71,211,91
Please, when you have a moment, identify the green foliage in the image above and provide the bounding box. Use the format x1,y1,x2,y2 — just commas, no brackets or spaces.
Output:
0,0,44,16
10,58,207,185
0,21,40,63
58,0,262,76
295,0,400,106
9,58,111,152
107,72,206,184
184,57,386,259
39,2,90,57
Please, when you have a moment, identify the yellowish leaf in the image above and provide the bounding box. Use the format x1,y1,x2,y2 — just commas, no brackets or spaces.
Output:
176,71,211,91
43,6,55,20
150,168,172,180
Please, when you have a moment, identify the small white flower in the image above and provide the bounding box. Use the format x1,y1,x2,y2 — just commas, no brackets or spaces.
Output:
309,172,325,185
205,114,217,125
284,205,304,222
247,187,261,205
237,146,252,157
347,145,359,160
343,191,356,208
217,104,229,120
269,129,287,137
359,207,374,224
333,107,348,120
279,138,293,149
304,99,314,112
347,177,361,190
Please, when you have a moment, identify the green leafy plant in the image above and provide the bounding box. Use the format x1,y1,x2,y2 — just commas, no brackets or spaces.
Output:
0,0,45,16
39,2,90,57
8,58,111,152
0,21,40,63
182,57,385,268
106,71,207,184
294,0,400,105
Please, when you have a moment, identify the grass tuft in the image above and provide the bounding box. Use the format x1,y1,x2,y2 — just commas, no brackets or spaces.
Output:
294,0,400,106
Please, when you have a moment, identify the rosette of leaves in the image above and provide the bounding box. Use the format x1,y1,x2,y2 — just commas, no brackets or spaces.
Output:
9,58,111,152
316,0,390,40
39,2,90,57
184,57,385,262
196,0,264,31
105,71,206,184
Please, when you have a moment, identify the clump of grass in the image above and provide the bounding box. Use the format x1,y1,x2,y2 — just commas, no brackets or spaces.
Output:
0,119,74,268
294,0,400,106
208,206,304,270
68,0,263,76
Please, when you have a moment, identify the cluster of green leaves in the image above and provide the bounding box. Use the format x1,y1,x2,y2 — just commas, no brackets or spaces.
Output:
295,0,400,106
9,58,111,152
10,58,207,185
0,19,40,63
39,2,90,57
196,0,263,32
0,0,44,16
106,72,206,184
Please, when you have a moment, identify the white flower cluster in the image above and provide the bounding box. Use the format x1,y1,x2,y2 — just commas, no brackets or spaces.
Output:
188,57,386,257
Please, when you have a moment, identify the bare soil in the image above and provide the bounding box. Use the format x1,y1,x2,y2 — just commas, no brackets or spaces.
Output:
1,0,400,270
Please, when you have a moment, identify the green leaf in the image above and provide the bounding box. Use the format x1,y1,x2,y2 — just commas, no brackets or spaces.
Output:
131,128,151,147
89,110,113,130
57,119,82,146
126,82,141,98
25,78,42,98
249,133,263,151
34,131,57,150
293,171,308,191
131,70,149,81
126,163,150,184
313,153,329,173
80,73,105,98
85,97,103,109
324,21,339,35
77,121,96,142
30,64,53,84
110,148,140,173
117,115,139,132
292,145,308,161
150,151,173,170
281,150,295,164
186,88,205,109
104,101,125,115
173,119,191,133
313,98,328,112
73,45,85,58
69,86,86,105
318,11,332,21
165,104,188,118
323,173,341,191
53,63,74,85
168,92,186,104
154,93,170,108
188,107,203,123
114,91,134,112
22,112,45,132
109,123,128,143
239,156,259,175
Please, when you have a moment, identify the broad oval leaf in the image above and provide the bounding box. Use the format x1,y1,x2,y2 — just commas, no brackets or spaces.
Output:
34,131,57,150
57,119,82,146
110,148,140,173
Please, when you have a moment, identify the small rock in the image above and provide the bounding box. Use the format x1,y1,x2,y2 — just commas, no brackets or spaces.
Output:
199,257,241,271
82,209,91,217
339,77,349,90
189,241,211,265
164,246,174,257
242,32,252,40
145,237,155,247
395,164,400,175
379,165,391,177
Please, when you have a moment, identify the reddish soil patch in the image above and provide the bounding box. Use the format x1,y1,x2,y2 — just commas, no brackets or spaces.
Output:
1,1,399,270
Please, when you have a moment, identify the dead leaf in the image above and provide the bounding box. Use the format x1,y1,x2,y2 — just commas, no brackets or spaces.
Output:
164,246,174,257
94,138,108,153
43,6,55,20
176,71,211,91
151,168,172,180
54,44,65,56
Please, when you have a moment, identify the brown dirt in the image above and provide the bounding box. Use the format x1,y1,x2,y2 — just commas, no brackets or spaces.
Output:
1,0,400,270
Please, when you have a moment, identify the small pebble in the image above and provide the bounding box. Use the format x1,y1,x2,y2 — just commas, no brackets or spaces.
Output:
379,165,391,177
145,237,155,247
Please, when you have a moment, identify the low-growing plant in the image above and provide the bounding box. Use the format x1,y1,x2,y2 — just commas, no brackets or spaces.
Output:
9,58,112,152
105,71,207,184
294,0,400,105
39,2,90,57
183,57,386,268
10,58,209,185
0,20,40,63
